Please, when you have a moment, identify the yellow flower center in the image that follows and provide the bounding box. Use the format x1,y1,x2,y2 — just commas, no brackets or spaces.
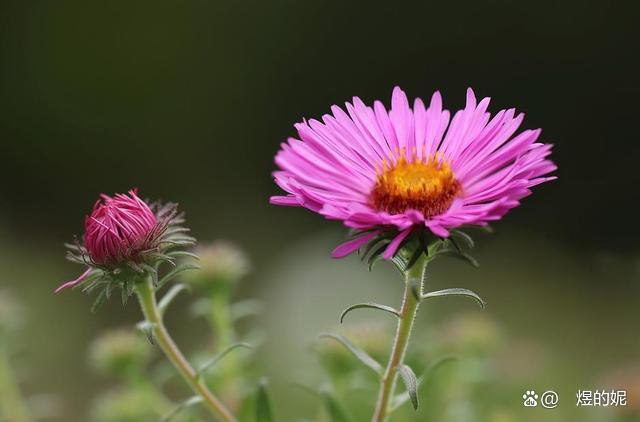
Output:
371,155,461,217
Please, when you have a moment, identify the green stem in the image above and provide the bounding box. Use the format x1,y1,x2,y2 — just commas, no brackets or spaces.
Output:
209,293,241,406
135,277,236,422
210,294,234,351
0,344,32,422
372,254,427,422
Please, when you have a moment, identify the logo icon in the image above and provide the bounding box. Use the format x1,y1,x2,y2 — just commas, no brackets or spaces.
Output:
523,390,539,407
541,390,559,409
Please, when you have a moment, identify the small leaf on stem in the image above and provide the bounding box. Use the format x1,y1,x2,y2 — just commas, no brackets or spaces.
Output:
398,364,419,410
421,288,486,309
390,356,457,411
195,343,253,380
158,283,190,316
161,395,203,422
156,264,200,289
318,333,383,375
339,302,400,323
136,321,157,345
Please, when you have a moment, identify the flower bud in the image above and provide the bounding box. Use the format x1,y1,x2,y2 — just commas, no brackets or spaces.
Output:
183,241,250,293
56,189,193,310
83,190,158,266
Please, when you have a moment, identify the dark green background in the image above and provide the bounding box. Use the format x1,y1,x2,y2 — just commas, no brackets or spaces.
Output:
1,1,639,420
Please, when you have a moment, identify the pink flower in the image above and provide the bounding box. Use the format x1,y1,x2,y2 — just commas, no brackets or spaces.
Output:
270,87,556,259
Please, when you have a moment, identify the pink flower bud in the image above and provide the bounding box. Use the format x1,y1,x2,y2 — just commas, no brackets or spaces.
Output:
84,189,157,266
56,189,183,294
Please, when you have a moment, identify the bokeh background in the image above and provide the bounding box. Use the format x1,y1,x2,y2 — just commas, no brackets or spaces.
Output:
1,1,639,420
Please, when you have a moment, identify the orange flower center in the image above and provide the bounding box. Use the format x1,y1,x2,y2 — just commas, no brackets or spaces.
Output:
371,155,461,217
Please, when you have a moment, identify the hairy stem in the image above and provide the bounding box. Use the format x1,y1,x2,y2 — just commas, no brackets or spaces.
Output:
0,344,32,422
135,277,236,422
372,254,427,422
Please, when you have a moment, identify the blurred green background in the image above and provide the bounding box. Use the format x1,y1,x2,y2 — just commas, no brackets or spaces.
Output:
1,0,639,420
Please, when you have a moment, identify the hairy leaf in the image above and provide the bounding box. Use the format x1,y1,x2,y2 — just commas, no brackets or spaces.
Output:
391,356,457,411
339,302,400,323
421,288,486,309
398,365,419,410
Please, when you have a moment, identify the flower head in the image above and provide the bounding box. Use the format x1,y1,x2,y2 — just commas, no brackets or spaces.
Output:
56,189,194,308
271,87,556,259
84,190,158,266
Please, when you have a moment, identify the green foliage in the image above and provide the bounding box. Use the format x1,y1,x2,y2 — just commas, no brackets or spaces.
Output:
318,333,383,375
339,302,399,324
255,378,274,422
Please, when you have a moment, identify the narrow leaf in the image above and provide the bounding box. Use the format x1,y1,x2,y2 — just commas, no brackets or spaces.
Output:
450,230,474,249
318,333,383,374
161,396,203,422
398,365,419,410
231,299,263,321
157,264,200,289
390,255,407,273
136,321,157,345
391,356,457,411
196,343,253,380
256,378,274,422
405,248,425,271
339,302,400,323
158,283,190,316
320,388,351,422
431,249,479,268
421,288,486,309
166,250,200,260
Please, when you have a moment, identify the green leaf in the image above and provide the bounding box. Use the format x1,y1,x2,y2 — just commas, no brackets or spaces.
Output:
390,356,457,411
421,288,486,309
156,264,200,289
256,378,274,422
231,299,263,321
430,249,479,268
450,230,474,249
166,250,200,260
161,395,203,422
90,287,110,313
318,333,383,375
404,248,425,271
390,255,407,273
359,237,389,262
136,321,157,345
339,302,400,323
196,343,253,380
320,388,351,422
366,243,388,271
398,365,419,410
158,283,190,316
